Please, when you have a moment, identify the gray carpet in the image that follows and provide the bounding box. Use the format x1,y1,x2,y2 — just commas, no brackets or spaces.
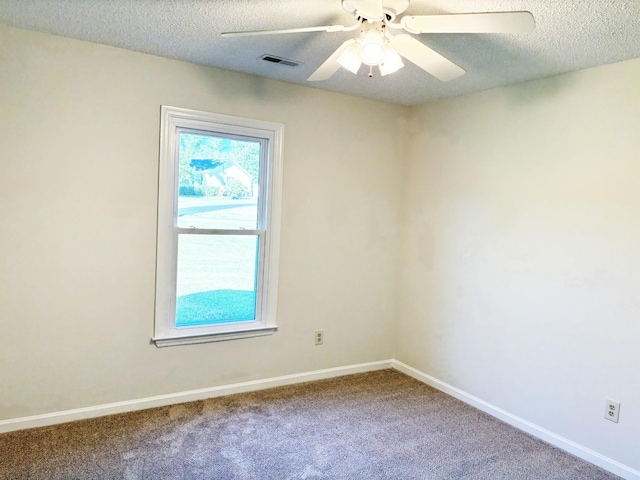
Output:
0,369,620,479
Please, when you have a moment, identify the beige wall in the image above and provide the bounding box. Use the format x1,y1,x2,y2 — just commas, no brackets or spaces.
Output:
0,25,405,419
399,60,640,470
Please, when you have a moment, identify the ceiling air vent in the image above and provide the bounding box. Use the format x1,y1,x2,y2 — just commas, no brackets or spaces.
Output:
259,54,301,68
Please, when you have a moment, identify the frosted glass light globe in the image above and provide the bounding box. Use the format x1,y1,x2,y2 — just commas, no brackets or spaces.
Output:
359,31,386,66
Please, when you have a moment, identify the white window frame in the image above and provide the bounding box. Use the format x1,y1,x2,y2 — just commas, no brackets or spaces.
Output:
153,106,283,347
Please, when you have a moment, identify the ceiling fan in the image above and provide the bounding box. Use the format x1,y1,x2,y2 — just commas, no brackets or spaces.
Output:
221,0,535,82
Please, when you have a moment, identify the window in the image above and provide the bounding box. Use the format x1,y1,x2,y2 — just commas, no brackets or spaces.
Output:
153,106,283,347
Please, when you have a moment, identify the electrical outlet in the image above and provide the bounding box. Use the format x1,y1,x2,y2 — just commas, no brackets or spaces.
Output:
605,399,621,423
314,330,324,346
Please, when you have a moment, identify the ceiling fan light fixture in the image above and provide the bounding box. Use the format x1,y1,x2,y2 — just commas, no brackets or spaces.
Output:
225,2,535,85
359,30,386,65
379,45,404,76
337,42,362,74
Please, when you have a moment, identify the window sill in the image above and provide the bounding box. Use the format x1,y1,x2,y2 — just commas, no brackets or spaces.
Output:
152,325,278,347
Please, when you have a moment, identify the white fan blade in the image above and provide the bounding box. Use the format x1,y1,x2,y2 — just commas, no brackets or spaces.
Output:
401,11,535,34
348,0,385,21
222,24,349,37
392,35,465,82
308,39,357,81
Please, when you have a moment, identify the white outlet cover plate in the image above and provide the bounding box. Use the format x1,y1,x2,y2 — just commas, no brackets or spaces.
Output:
605,399,621,423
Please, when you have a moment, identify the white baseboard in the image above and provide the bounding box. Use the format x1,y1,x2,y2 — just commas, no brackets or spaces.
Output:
0,359,392,434
391,360,640,480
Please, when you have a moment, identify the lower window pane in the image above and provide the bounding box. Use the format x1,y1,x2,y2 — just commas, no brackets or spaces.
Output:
176,234,258,327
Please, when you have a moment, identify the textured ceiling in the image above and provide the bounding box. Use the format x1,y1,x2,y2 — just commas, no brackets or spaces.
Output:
0,0,639,105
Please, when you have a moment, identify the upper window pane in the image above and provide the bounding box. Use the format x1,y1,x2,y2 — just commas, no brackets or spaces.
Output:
177,132,261,230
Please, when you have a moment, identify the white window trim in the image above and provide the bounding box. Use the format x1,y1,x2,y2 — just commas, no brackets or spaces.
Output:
153,106,283,347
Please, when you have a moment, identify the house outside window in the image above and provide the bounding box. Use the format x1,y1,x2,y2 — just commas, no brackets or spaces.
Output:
153,106,284,347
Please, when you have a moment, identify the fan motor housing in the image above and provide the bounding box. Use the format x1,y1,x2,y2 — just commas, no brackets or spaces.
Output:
342,0,410,21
